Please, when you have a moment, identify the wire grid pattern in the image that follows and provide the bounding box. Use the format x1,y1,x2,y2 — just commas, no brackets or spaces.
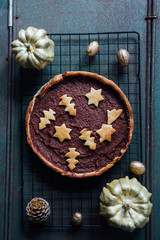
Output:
21,32,141,229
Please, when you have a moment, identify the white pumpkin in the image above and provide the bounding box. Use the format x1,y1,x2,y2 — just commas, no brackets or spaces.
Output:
100,176,153,232
11,26,54,70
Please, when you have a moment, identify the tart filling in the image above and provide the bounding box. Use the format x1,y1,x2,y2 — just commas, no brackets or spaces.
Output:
26,72,133,178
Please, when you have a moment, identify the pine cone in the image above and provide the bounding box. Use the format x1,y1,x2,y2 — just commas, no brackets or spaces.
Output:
26,197,50,223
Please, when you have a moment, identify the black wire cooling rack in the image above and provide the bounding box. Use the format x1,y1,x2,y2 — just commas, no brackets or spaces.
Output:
21,31,142,229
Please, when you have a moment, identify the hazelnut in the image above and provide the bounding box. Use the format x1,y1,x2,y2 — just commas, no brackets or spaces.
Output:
129,161,146,175
72,212,83,226
117,49,130,67
87,41,99,56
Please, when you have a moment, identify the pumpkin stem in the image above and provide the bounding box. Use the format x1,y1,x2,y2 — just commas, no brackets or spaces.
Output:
25,43,34,52
123,203,130,210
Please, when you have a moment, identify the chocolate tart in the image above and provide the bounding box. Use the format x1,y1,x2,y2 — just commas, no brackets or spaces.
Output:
26,71,134,178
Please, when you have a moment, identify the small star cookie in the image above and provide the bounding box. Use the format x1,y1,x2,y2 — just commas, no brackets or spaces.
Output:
79,128,96,150
65,148,80,170
107,109,122,124
54,123,72,142
59,94,76,116
85,87,104,107
96,124,116,143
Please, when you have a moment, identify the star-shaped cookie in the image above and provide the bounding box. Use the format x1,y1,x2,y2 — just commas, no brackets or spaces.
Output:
96,124,116,143
85,87,104,107
54,123,72,142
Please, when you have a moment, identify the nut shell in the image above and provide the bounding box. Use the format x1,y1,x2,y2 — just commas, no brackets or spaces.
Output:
129,161,146,175
117,49,130,67
87,41,99,56
72,212,83,226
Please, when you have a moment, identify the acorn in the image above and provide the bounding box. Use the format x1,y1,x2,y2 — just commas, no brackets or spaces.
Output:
129,161,146,176
87,41,99,56
72,212,83,226
26,197,50,223
117,49,130,67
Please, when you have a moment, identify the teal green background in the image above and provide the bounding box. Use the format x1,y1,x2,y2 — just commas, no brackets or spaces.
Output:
0,0,159,239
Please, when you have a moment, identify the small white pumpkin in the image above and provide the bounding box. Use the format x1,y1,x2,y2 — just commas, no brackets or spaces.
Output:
11,26,54,70
100,176,152,232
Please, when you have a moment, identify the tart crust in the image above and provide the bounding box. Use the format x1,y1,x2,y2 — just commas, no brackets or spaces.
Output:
26,71,134,178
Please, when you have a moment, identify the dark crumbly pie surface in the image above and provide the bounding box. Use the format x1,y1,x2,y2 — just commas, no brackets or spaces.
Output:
26,72,133,178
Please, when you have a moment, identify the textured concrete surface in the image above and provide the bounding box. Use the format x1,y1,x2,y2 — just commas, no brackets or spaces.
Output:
1,0,160,239
0,1,9,240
